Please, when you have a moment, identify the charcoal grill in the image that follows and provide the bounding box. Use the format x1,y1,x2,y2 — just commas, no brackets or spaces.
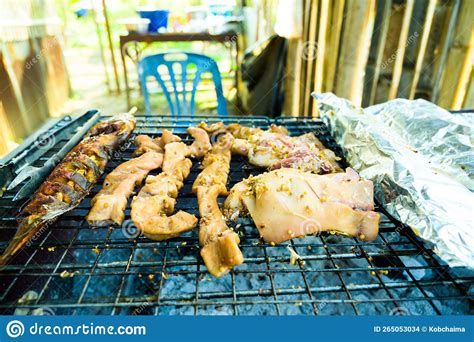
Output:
0,113,472,315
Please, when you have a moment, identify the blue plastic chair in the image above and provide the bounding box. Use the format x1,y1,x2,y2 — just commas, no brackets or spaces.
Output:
138,52,228,117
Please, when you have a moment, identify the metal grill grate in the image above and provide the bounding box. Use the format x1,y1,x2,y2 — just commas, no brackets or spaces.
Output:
0,115,472,315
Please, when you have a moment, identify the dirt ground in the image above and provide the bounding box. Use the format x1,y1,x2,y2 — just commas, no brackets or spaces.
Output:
59,46,238,118
59,47,129,117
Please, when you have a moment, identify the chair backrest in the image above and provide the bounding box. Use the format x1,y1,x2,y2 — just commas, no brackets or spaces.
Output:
138,52,228,117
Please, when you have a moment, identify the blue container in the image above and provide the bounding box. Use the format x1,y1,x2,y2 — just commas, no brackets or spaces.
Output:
137,9,169,32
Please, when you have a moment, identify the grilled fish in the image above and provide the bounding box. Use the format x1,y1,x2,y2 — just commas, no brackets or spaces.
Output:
0,114,136,266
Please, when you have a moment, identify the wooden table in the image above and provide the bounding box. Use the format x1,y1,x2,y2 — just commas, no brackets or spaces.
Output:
119,31,240,108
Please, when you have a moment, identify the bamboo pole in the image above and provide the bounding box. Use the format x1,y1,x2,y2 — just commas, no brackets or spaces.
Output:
388,0,414,100
102,0,121,94
438,0,474,109
463,69,474,108
431,0,461,103
283,38,303,116
90,0,111,93
452,37,473,109
368,0,392,105
277,0,298,116
0,101,16,156
287,0,305,116
408,0,436,99
299,0,311,112
255,0,261,42
303,0,318,116
323,0,345,93
313,0,329,95
291,39,303,116
334,0,376,106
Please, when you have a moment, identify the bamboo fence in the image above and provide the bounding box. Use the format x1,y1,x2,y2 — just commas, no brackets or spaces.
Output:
280,0,473,116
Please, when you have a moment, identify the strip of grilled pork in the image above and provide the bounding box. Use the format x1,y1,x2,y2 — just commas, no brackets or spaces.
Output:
131,127,211,240
86,151,163,226
133,129,182,156
193,133,244,277
86,128,187,227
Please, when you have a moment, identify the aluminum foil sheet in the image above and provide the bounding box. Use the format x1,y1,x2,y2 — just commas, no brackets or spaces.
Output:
313,93,474,269
366,99,474,190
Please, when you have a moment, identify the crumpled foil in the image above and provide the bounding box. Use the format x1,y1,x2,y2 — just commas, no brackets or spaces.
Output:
313,92,474,269
366,99,474,190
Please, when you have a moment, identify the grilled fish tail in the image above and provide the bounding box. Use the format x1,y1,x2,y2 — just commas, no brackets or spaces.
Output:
0,219,46,266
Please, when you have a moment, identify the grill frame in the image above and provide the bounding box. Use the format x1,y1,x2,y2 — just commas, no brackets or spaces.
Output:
0,114,472,316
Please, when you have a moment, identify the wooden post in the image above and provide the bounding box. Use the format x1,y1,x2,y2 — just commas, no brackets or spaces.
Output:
1,46,32,135
334,0,375,106
102,0,121,94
